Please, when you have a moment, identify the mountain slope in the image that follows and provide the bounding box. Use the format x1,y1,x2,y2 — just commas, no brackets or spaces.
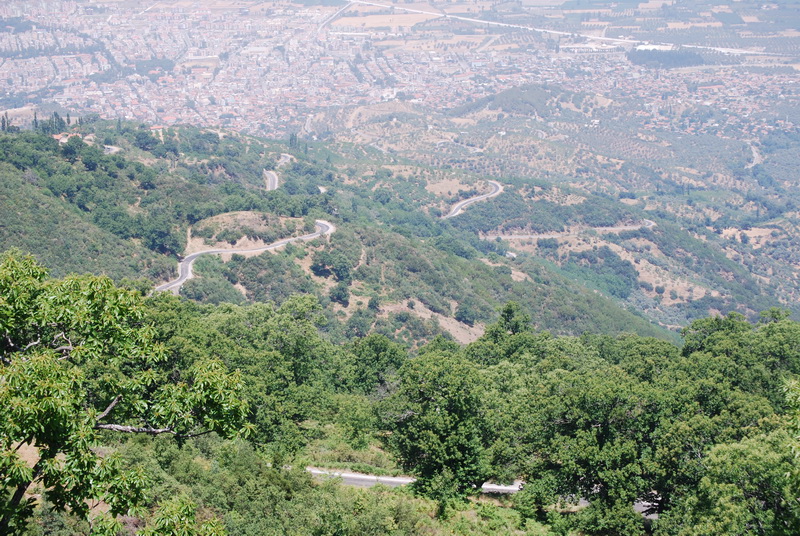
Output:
0,162,171,279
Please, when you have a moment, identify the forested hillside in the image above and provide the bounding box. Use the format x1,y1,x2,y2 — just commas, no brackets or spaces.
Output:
2,251,798,535
316,80,800,327
3,1,800,534
0,123,677,342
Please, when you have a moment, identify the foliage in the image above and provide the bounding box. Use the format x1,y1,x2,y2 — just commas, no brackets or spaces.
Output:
181,276,246,305
0,251,248,534
382,350,491,506
138,497,225,536
350,333,407,394
329,280,351,306
562,245,639,299
456,305,794,534
144,293,355,460
0,126,331,275
654,430,800,535
3,249,797,534
0,161,172,280
2,102,800,535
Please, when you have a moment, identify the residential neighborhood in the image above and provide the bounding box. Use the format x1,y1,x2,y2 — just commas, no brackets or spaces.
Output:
0,0,797,141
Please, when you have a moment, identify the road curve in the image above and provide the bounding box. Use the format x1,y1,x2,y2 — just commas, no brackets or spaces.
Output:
263,169,279,191
155,220,336,295
442,180,504,219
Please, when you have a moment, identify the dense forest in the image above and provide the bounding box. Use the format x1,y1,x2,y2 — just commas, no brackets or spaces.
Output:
1,250,799,535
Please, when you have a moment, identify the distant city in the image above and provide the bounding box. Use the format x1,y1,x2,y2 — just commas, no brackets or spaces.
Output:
1,0,798,141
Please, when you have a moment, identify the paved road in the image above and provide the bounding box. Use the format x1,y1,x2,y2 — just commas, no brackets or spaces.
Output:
442,180,504,219
350,0,786,56
263,169,279,191
308,467,655,516
155,220,336,295
307,468,522,494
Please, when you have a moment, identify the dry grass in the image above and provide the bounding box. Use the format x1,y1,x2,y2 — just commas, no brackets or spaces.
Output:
721,226,778,250
426,178,471,196
332,13,439,29
380,300,484,344
185,211,303,257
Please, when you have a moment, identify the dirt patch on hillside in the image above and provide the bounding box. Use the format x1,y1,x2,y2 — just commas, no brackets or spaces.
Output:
479,258,530,282
426,178,472,196
185,211,304,255
381,300,484,344
721,226,778,249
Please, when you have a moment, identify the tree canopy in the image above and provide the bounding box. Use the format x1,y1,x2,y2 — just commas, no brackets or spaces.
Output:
3,246,800,535
0,251,248,534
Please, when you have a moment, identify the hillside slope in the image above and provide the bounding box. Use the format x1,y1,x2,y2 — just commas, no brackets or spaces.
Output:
6,120,787,343
0,162,170,279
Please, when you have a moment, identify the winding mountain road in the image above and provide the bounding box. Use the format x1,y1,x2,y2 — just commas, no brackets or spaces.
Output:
437,179,654,239
308,468,655,517
442,180,504,219
154,220,336,295
263,154,294,190
307,467,654,516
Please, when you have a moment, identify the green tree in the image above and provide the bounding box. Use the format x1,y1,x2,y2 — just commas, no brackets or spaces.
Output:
60,135,85,163
350,333,406,394
485,301,531,341
138,496,225,536
0,251,248,534
329,280,350,306
382,352,490,507
517,361,652,535
654,430,800,536
367,295,380,311
785,378,800,516
455,299,479,327
145,294,345,460
134,130,159,152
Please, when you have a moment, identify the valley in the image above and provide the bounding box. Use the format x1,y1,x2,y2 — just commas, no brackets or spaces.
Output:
2,2,800,534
